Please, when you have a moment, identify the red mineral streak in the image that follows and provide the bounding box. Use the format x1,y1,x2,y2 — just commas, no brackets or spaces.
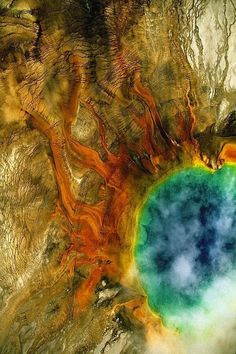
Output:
23,53,198,331
220,143,236,163
133,71,177,150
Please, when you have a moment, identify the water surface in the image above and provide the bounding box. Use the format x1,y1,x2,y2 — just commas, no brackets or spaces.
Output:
135,165,236,331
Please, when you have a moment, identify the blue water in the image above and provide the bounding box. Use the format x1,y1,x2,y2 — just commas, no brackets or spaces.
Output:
135,165,236,323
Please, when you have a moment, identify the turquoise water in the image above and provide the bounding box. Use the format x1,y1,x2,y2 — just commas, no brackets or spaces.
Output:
135,165,236,330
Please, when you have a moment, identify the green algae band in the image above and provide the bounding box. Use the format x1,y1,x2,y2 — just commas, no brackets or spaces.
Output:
135,165,236,330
